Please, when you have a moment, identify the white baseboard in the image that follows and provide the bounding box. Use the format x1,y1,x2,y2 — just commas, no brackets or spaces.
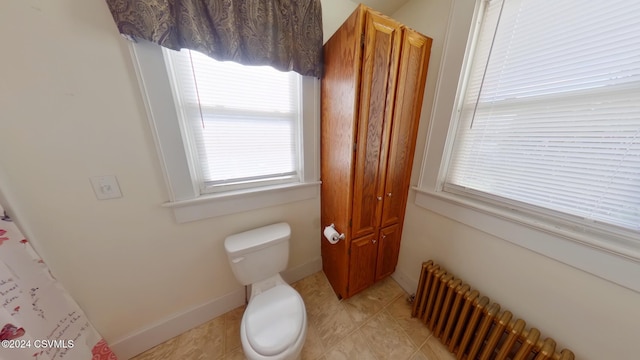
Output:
110,257,322,359
110,288,245,359
391,268,419,296
281,256,323,284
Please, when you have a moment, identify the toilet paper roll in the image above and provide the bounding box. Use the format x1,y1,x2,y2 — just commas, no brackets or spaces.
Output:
323,225,341,244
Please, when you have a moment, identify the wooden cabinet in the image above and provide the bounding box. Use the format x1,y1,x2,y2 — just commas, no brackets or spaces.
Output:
320,5,432,299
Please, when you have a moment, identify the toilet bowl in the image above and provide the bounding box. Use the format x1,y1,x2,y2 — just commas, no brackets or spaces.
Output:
240,275,307,359
224,223,307,360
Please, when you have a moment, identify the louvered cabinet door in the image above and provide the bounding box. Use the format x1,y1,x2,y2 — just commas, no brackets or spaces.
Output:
351,11,402,239
381,29,432,228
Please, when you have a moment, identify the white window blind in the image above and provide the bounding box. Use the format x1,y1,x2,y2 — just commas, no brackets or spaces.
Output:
446,0,640,233
163,48,301,193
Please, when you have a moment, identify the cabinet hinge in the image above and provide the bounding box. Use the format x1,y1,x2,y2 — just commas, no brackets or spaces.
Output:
360,33,365,48
353,142,357,152
349,219,352,227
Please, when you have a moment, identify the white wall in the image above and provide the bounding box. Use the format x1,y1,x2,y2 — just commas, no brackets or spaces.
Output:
0,0,332,356
322,0,358,42
392,1,640,360
3,0,637,359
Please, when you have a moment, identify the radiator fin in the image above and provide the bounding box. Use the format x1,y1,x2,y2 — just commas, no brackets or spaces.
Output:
412,260,575,360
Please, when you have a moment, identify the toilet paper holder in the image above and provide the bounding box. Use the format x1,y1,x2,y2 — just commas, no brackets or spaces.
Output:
324,223,345,244
329,223,345,239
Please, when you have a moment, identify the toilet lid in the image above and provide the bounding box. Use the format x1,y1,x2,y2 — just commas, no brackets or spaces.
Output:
244,285,305,356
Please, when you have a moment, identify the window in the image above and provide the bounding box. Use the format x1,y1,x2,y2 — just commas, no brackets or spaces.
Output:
415,0,640,292
130,40,320,222
445,0,640,236
164,49,301,193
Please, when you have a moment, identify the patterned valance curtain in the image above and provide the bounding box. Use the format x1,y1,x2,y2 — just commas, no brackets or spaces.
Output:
105,0,323,77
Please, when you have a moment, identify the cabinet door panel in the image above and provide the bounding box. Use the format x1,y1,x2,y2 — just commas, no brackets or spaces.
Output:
348,234,378,297
381,30,432,228
375,223,401,281
352,13,402,239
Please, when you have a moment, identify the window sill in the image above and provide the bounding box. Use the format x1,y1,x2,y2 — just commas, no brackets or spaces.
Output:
163,181,321,223
413,187,640,293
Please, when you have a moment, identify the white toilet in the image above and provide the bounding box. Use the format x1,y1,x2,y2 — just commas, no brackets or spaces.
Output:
224,222,307,360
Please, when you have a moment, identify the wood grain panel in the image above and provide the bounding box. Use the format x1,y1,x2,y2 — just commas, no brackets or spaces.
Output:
348,234,378,297
351,12,401,239
320,5,365,298
375,223,401,281
380,29,432,228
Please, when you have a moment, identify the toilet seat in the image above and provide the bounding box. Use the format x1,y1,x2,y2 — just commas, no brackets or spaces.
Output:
244,285,305,356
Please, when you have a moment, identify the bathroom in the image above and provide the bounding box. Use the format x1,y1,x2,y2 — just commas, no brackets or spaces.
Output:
0,0,638,359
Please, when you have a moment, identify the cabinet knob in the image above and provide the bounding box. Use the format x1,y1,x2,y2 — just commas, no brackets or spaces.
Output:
387,192,392,197
372,239,377,244
382,234,386,240
377,196,382,201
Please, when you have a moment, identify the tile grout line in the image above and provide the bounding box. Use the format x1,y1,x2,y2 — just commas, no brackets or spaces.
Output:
352,291,406,359
346,289,412,359
393,295,436,350
133,273,440,360
310,283,406,359
381,293,431,360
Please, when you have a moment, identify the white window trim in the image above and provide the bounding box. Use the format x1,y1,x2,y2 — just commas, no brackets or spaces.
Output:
415,0,640,293
129,40,320,223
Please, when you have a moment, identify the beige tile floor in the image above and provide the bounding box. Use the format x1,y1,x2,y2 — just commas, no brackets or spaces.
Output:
131,271,456,360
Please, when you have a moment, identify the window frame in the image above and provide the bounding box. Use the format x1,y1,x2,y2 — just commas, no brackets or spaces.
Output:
129,40,320,223
415,0,640,293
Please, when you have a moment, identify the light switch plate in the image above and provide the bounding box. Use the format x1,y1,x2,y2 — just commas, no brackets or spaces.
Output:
90,175,122,200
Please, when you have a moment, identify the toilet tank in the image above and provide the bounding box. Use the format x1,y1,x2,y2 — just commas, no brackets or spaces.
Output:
224,222,291,285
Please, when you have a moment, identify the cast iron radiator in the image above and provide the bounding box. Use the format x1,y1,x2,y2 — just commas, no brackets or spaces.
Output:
412,260,575,360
